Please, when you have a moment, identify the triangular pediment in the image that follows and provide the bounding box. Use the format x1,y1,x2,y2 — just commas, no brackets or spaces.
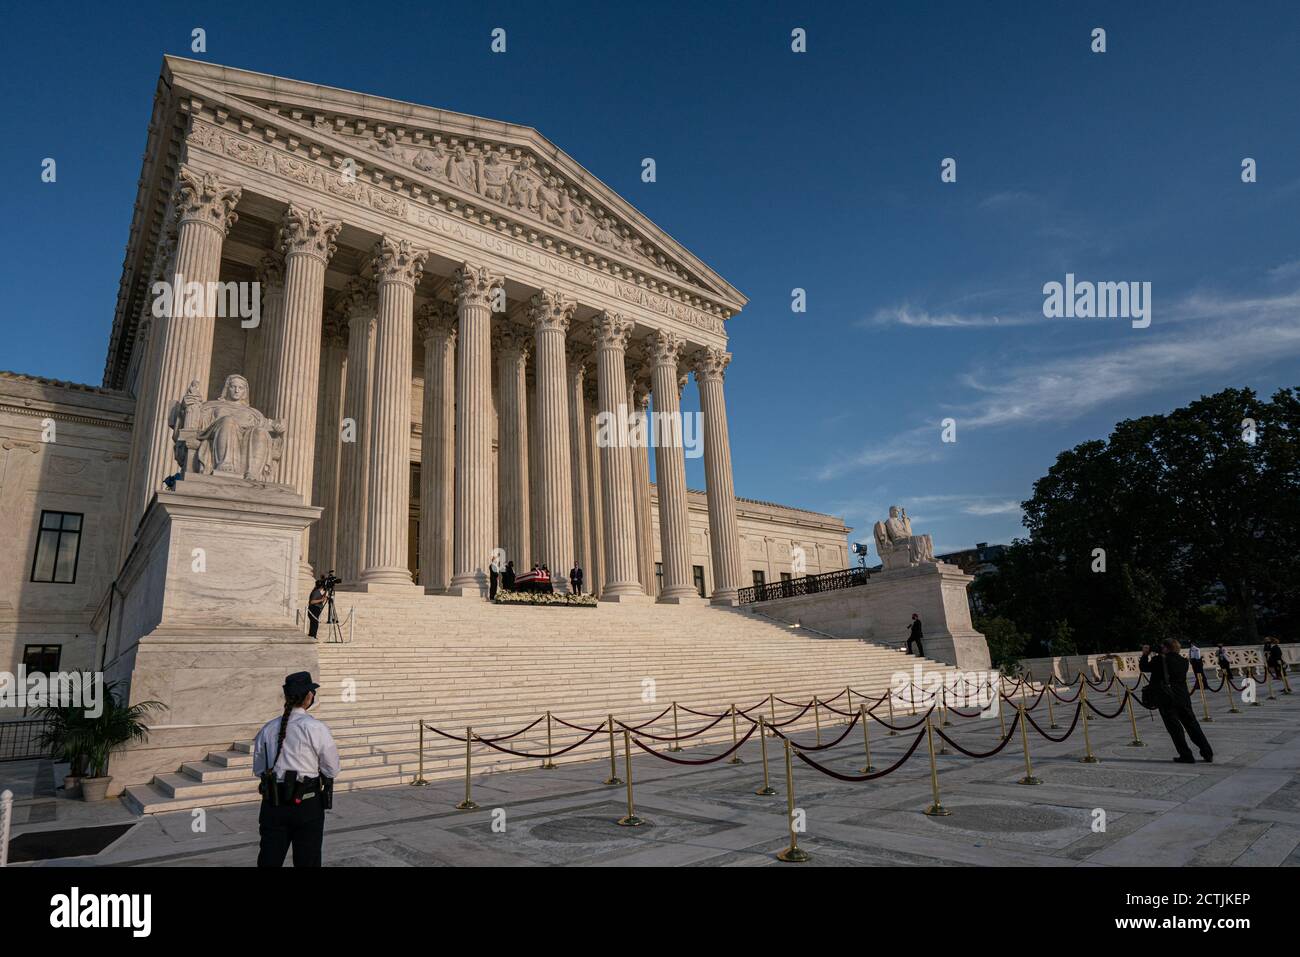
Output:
163,57,745,312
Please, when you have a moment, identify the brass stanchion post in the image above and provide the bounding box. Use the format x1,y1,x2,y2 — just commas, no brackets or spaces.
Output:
1126,691,1145,747
936,686,950,755
859,704,875,773
729,704,743,764
1079,684,1099,763
1017,704,1041,785
1198,681,1213,723
410,720,429,786
1225,669,1240,714
1264,666,1276,701
845,686,853,724
886,687,898,736
1250,669,1263,707
923,714,950,816
775,739,810,862
455,727,479,809
1047,680,1059,729
755,716,776,795
769,692,776,726
995,684,1006,739
616,729,644,826
669,701,684,752
941,681,952,727
813,695,823,747
1282,666,1293,695
541,710,557,769
604,714,622,785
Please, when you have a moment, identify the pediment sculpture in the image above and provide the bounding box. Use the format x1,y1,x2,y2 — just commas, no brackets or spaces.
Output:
169,374,285,482
873,505,936,571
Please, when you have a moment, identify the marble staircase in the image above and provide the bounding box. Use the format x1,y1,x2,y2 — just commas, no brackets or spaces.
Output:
122,592,956,813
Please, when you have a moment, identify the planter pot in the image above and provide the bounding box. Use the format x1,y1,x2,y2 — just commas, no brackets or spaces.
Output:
63,775,82,798
80,776,112,802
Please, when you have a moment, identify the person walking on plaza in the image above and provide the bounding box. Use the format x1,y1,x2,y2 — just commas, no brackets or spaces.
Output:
1188,642,1205,689
1149,639,1213,764
1265,637,1284,680
905,614,923,656
569,562,584,595
253,672,341,867
1215,644,1232,684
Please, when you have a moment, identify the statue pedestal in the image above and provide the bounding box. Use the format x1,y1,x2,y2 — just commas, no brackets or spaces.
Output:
868,562,991,671
101,473,321,796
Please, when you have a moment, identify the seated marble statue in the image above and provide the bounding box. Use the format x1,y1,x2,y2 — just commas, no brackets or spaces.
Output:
872,505,936,571
170,374,284,481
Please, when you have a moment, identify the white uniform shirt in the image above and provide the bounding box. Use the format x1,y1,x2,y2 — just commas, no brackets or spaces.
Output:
252,707,341,781
1189,646,1202,660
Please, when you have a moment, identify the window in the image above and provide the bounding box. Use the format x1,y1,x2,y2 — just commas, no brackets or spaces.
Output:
693,565,706,598
655,562,664,592
780,572,793,583
752,570,766,587
22,644,62,675
30,511,83,584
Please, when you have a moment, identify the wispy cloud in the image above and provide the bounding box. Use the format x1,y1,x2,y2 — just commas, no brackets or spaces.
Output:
863,305,1041,328
815,425,943,480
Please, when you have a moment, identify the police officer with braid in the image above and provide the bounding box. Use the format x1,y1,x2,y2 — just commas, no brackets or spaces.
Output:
252,671,341,867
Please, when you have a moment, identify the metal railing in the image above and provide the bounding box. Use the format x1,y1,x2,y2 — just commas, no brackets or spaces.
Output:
738,566,871,605
0,718,53,762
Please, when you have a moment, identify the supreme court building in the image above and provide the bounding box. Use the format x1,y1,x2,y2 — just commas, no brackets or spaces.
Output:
0,58,851,696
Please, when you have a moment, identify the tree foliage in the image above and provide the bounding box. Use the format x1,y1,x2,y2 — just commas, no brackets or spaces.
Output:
972,387,1300,654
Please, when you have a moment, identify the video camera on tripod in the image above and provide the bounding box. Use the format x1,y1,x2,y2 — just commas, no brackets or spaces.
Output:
311,570,346,643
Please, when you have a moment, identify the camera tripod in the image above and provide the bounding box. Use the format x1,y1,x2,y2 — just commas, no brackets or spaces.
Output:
320,592,346,643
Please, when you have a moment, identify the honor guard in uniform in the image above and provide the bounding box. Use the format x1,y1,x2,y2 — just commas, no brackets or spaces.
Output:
253,671,341,867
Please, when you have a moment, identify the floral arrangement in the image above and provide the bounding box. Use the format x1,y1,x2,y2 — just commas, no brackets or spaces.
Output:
494,589,598,608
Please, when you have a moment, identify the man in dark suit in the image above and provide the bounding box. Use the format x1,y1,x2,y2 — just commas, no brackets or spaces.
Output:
569,562,584,595
502,560,516,592
905,614,923,656
1151,638,1213,764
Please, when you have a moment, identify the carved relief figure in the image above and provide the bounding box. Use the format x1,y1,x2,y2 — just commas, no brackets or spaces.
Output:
412,142,450,181
508,155,541,212
447,145,480,193
170,374,285,481
481,151,509,202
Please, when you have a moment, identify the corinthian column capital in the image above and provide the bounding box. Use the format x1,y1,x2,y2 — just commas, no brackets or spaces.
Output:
528,289,576,332
341,276,378,321
592,311,634,351
452,261,503,308
174,165,241,233
280,205,343,262
493,322,532,360
647,328,684,368
256,251,285,289
371,236,427,286
691,346,732,382
415,300,457,342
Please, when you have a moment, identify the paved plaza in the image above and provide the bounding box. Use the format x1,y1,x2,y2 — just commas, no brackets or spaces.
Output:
4,684,1298,867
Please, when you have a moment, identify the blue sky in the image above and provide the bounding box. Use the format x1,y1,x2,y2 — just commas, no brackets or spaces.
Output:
4,1,1299,558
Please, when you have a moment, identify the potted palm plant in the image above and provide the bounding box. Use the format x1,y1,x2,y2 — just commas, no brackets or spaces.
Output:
77,683,166,802
36,700,92,797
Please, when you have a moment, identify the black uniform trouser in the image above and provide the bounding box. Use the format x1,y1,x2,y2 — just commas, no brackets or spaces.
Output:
307,603,322,639
258,795,325,867
906,636,922,656
1157,696,1213,761
1190,662,1204,688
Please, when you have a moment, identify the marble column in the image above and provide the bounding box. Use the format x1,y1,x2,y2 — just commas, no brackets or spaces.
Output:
566,346,592,588
494,324,531,573
585,387,605,596
693,348,743,604
359,236,426,590
120,232,175,561
311,313,348,577
246,252,285,404
649,329,700,602
335,279,377,586
629,379,655,596
417,301,456,592
591,312,648,601
448,262,503,597
529,291,577,591
265,205,342,585
133,166,240,531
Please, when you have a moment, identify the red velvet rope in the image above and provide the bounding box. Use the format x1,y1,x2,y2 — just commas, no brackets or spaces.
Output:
790,726,928,783
935,710,1021,758
473,723,605,759
1023,701,1083,742
767,710,862,752
614,710,729,742
631,723,757,765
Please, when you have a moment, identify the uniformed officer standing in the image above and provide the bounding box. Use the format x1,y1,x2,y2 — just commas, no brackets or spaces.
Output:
252,671,341,867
